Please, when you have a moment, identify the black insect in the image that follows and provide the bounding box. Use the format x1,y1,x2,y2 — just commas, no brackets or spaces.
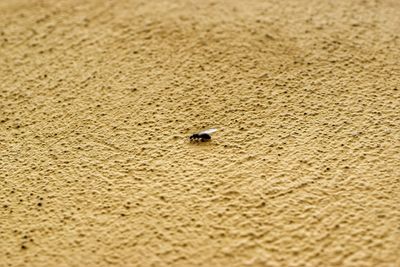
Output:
189,128,218,142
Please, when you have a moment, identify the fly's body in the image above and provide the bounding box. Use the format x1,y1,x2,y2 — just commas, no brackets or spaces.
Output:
189,128,218,142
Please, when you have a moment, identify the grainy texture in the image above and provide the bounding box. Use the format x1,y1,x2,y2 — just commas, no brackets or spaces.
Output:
1,0,399,266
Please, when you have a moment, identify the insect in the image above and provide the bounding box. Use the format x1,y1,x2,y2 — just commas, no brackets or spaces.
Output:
189,128,218,142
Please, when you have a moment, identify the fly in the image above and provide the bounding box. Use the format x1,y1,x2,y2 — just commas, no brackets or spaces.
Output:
189,128,218,142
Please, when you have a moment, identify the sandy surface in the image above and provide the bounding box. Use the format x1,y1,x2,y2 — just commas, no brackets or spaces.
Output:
1,0,399,266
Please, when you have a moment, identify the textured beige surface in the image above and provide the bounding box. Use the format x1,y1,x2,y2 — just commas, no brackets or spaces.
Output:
1,0,400,266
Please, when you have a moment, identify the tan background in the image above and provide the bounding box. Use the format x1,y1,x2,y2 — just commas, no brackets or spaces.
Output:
1,0,399,266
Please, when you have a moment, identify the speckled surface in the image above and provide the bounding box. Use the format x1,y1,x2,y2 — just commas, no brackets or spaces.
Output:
1,0,399,266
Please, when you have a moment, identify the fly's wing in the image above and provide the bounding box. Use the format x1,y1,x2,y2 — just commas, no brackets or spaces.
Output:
199,128,218,135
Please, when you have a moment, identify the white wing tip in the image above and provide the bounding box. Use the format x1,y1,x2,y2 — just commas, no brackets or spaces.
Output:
200,128,218,134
